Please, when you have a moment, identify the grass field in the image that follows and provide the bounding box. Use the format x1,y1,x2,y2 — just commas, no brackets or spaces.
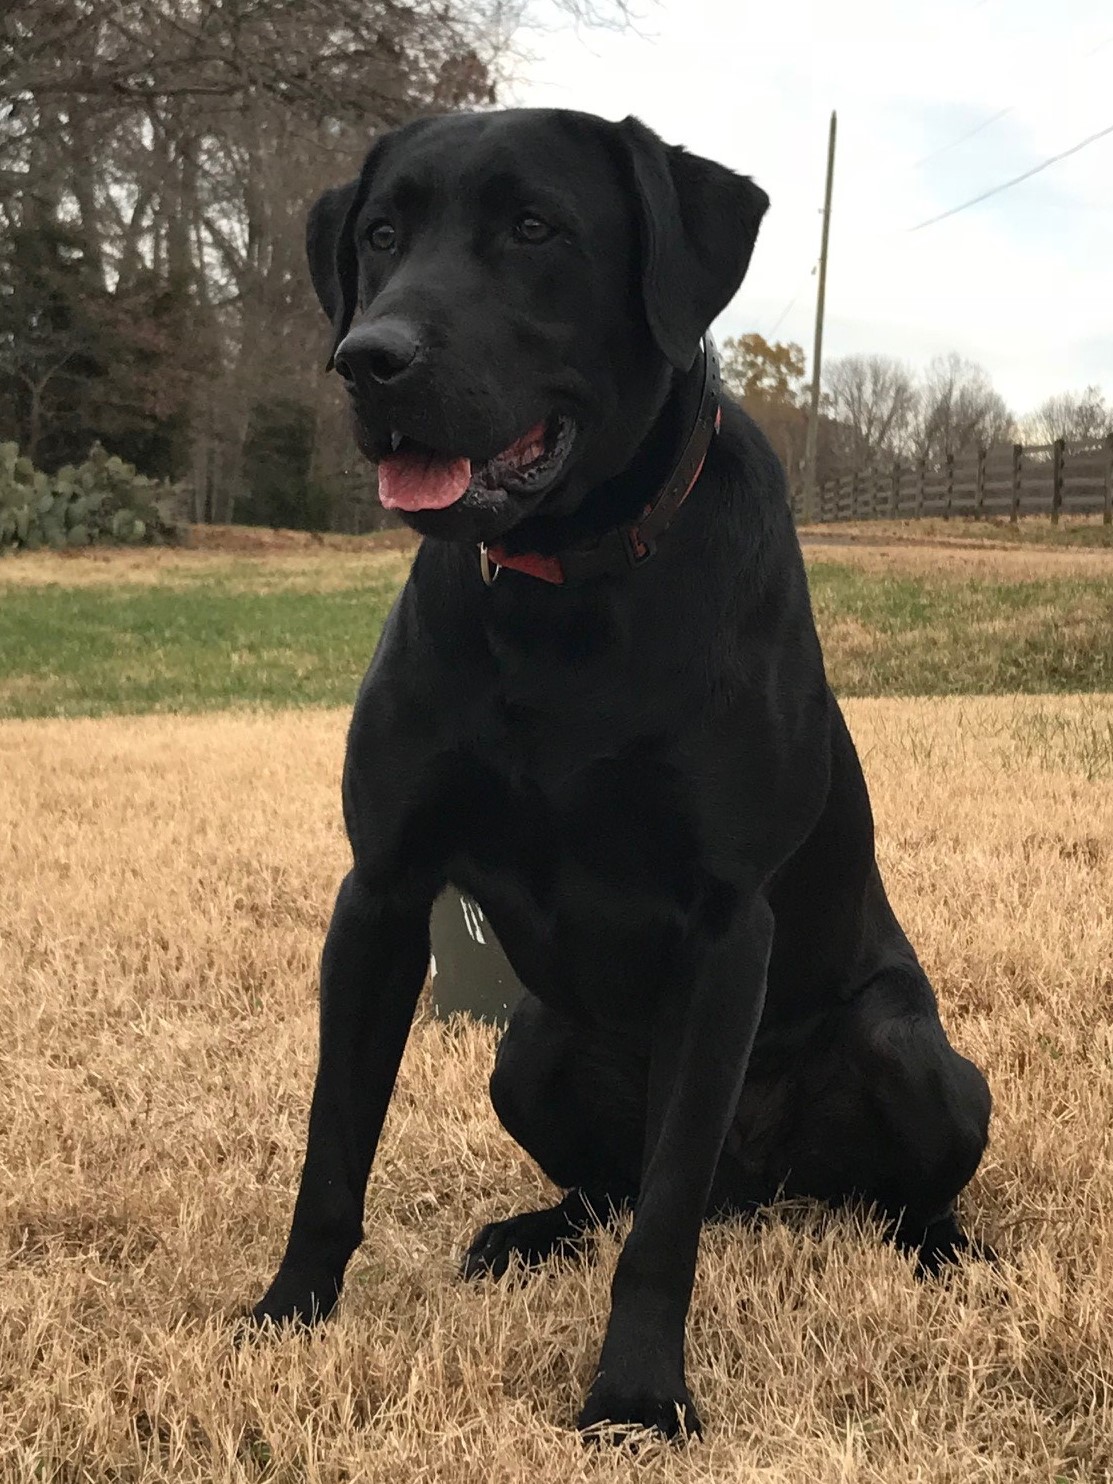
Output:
2,695,1112,1482
0,546,411,719
797,515,1113,549
2,535,1112,717
3,530,1112,1478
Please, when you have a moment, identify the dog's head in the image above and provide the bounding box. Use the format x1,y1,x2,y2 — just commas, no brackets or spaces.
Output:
307,109,768,543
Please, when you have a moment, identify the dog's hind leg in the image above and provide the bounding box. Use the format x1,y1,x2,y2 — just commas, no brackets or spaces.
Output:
462,994,645,1279
852,970,993,1273
851,969,992,1274
727,963,993,1275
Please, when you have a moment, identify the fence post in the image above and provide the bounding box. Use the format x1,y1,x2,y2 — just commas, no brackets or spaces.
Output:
1010,443,1022,523
1103,434,1113,527
975,445,987,516
890,459,900,517
916,456,926,517
944,452,955,518
1050,437,1065,525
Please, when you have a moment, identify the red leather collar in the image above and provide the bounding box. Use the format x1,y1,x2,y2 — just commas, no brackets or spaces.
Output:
479,335,722,587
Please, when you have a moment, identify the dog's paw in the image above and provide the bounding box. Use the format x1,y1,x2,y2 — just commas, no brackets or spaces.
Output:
461,1206,589,1280
910,1218,999,1280
237,1267,341,1339
577,1375,702,1444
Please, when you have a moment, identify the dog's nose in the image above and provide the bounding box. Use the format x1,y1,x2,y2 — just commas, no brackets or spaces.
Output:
334,320,420,385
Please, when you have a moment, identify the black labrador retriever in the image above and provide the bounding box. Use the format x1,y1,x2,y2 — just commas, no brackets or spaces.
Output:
248,107,992,1440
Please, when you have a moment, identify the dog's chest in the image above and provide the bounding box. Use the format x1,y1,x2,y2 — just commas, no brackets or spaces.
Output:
439,717,707,1014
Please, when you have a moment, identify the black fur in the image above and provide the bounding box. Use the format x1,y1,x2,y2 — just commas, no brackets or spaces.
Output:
248,108,992,1442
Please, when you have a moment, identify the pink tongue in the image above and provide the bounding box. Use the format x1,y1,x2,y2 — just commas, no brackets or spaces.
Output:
378,447,472,511
377,421,548,511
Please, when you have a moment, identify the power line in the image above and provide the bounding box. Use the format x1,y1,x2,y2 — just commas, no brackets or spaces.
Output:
910,120,1113,230
909,34,1110,175
913,107,1014,168
765,270,814,338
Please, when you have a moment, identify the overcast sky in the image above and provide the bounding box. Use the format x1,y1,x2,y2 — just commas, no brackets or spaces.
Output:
513,0,1112,415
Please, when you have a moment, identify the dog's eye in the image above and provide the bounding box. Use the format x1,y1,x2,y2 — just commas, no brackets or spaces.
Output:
368,222,397,252
513,215,556,245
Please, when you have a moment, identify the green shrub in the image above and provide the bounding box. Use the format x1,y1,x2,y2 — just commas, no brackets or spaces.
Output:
0,442,182,553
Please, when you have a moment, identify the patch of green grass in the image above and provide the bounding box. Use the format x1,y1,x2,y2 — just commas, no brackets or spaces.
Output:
2,553,1111,718
808,561,1113,696
0,576,400,718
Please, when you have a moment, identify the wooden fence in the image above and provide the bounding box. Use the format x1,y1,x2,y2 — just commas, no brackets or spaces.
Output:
791,436,1113,525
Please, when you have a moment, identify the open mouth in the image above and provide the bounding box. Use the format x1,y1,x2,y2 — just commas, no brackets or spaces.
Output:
378,415,576,512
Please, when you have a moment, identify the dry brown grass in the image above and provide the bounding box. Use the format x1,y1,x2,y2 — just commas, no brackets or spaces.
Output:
2,698,1112,1482
5,525,1107,593
178,524,418,556
800,540,1113,582
0,541,413,594
798,515,1112,549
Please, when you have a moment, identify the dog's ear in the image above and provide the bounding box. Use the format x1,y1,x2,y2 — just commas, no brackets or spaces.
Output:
619,116,769,372
305,137,392,369
306,179,360,354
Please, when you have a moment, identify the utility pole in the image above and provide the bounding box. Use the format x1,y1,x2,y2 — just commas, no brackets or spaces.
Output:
802,110,837,522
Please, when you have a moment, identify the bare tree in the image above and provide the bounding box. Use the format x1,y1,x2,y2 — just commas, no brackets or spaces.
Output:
0,0,631,525
912,353,1013,463
823,354,917,467
1021,386,1111,444
0,1,512,128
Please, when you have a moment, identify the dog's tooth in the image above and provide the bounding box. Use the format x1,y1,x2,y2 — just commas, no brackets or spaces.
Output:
390,430,404,452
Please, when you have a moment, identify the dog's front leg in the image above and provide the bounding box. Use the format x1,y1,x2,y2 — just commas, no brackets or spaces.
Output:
578,896,774,1441
248,868,432,1329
